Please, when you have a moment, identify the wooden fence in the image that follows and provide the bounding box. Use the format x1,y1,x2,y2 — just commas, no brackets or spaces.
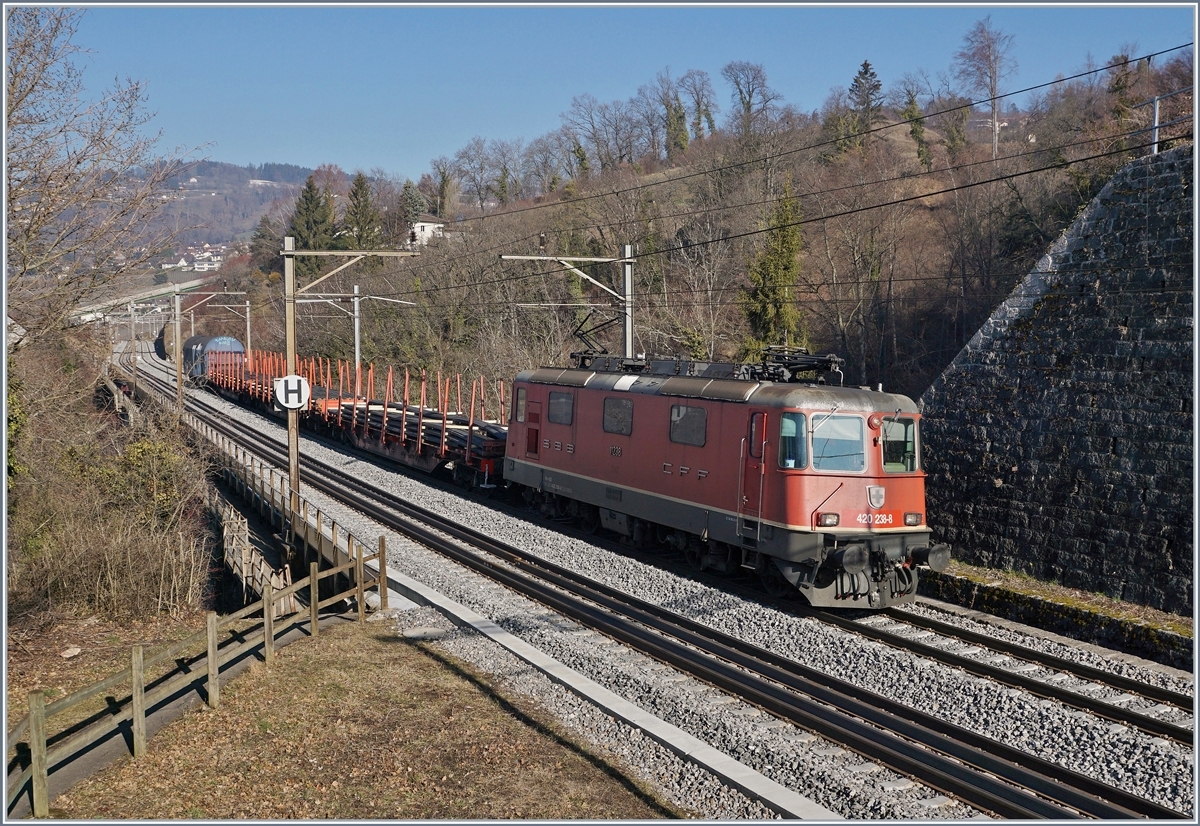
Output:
222,507,297,615
6,413,390,818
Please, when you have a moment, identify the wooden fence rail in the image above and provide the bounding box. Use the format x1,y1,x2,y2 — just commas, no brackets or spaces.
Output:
6,412,390,818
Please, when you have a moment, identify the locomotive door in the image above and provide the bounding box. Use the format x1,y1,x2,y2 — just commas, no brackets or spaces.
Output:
525,402,542,460
739,412,767,535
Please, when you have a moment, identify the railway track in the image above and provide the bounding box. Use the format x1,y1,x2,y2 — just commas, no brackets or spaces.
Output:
839,609,1193,740
122,349,1188,819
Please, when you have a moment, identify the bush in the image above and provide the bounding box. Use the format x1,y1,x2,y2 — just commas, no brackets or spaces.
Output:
6,331,219,623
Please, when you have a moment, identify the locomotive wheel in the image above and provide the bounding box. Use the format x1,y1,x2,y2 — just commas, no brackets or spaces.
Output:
682,540,704,572
578,505,601,535
759,560,795,600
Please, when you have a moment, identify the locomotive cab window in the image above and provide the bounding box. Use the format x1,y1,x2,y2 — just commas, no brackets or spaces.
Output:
669,405,707,447
778,412,807,469
514,387,526,423
881,417,919,473
603,397,633,435
548,391,574,425
811,415,865,472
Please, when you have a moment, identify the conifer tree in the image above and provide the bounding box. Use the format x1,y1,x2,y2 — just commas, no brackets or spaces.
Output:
342,172,382,250
289,175,335,278
848,60,884,148
400,179,427,229
249,214,283,275
739,180,805,360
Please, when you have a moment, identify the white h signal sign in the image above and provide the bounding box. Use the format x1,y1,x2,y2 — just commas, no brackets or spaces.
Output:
274,375,311,410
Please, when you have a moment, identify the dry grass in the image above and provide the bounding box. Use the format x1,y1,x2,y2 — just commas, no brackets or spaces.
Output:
6,611,209,735
944,560,1194,638
46,620,682,820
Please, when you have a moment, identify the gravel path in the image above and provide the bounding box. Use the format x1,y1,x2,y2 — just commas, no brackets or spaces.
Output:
204,387,1194,818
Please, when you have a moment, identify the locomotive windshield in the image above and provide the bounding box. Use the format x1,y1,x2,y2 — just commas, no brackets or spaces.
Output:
811,415,866,472
881,417,919,472
778,412,807,469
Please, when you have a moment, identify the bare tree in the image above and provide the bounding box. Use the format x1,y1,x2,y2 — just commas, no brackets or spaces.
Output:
563,93,641,173
522,133,565,197
954,16,1017,159
454,136,492,212
678,69,719,140
6,7,195,342
487,137,525,206
721,60,781,138
632,77,668,162
426,155,460,218
370,167,407,246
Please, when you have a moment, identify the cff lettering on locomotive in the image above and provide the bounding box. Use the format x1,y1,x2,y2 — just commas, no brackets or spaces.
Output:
503,348,950,608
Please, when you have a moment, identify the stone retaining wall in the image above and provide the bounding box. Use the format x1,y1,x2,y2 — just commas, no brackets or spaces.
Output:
919,145,1193,616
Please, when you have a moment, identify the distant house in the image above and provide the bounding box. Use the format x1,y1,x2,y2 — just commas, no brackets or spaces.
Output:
161,257,188,270
410,214,444,246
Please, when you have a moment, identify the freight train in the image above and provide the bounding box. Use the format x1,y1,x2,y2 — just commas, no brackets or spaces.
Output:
199,343,949,607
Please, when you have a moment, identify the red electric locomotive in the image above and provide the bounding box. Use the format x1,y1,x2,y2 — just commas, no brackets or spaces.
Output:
503,349,949,608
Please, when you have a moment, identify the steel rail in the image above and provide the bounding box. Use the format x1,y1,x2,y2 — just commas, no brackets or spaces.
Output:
806,608,1194,745
185,399,1183,820
188,371,1191,745
128,364,1187,819
877,608,1193,708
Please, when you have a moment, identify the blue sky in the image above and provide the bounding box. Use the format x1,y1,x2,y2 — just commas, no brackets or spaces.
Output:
74,4,1195,181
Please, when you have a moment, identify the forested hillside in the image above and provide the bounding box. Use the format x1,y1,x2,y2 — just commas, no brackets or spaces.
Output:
210,26,1191,401
148,161,313,245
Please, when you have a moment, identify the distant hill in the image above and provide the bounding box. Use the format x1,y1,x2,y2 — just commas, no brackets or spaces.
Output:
153,160,313,245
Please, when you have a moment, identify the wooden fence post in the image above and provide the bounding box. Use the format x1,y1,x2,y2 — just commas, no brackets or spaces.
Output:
206,612,220,709
378,535,388,610
310,562,320,637
263,581,275,665
316,512,323,565
131,645,146,758
302,500,310,562
356,544,365,623
28,690,47,817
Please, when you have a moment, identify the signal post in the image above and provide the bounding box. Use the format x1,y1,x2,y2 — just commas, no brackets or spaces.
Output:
280,238,418,548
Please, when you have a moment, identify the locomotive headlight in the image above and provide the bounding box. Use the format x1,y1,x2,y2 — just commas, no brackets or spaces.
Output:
904,512,923,526
817,512,840,527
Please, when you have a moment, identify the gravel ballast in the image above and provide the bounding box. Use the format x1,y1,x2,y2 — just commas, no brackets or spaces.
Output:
200,384,1194,819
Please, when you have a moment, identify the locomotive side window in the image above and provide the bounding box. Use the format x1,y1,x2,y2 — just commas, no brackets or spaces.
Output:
603,397,633,435
778,412,807,469
749,412,765,458
881,418,919,472
669,405,707,447
548,391,574,425
811,415,865,472
514,387,526,423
